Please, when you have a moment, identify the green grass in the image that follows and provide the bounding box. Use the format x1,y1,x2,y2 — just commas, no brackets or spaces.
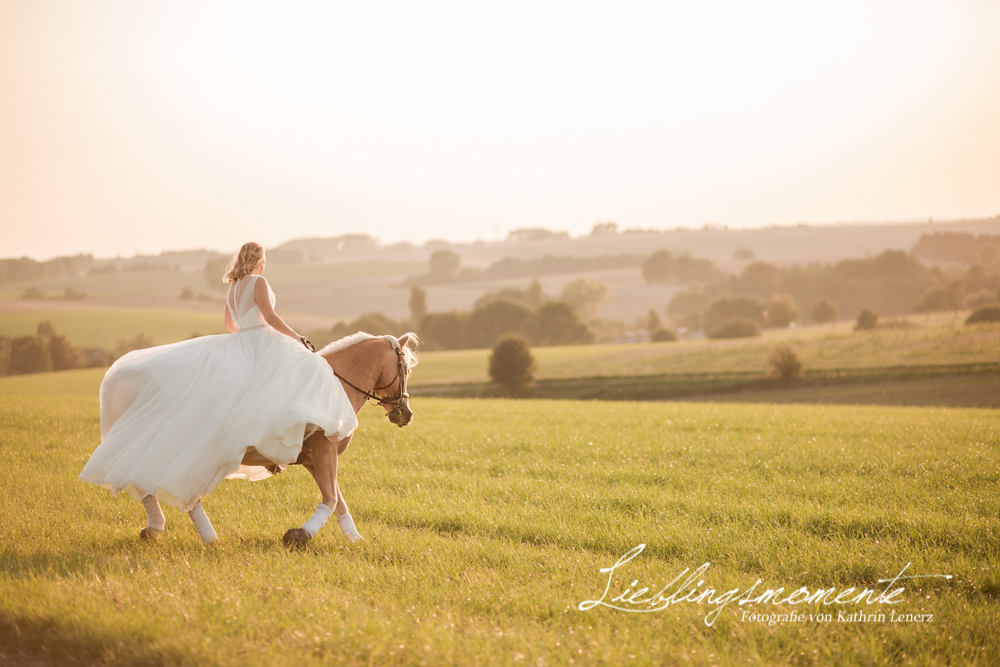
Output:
1,384,998,664
0,309,225,351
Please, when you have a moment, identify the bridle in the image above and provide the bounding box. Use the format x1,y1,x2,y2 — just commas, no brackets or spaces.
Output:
332,335,409,409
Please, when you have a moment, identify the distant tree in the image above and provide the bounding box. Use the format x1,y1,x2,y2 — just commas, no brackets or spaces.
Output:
769,342,803,380
914,287,958,315
733,248,755,261
811,298,839,324
707,318,762,340
738,262,779,297
179,287,195,300
112,334,155,362
643,250,721,284
0,337,10,376
488,335,534,393
47,334,83,370
560,279,610,319
428,250,461,280
465,300,533,348
965,305,1000,325
651,328,677,343
855,309,879,330
666,286,716,328
409,284,427,322
590,221,618,236
703,296,765,332
10,336,53,374
527,301,593,346
474,279,546,310
647,309,662,332
37,321,56,337
418,311,469,351
766,294,800,328
21,286,45,300
978,242,1000,269
63,286,86,300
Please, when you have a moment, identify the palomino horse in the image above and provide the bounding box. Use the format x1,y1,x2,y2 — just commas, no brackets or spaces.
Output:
274,332,418,547
142,332,418,547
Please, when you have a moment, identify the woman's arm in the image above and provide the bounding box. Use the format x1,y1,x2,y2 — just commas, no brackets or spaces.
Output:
224,304,237,333
254,277,302,341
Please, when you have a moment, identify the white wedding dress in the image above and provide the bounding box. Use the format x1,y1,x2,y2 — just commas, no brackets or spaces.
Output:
80,275,358,511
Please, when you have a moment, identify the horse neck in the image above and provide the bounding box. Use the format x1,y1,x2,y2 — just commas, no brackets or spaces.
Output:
322,340,388,412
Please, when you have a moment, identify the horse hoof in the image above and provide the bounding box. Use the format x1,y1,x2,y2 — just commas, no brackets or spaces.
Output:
139,527,162,541
283,528,310,549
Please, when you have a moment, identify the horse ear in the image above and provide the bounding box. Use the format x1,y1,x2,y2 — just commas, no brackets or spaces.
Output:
398,332,419,350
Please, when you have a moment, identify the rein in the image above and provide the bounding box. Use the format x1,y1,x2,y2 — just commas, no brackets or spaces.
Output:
331,335,409,408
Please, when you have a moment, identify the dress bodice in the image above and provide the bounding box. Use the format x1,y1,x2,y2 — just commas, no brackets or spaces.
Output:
227,275,276,331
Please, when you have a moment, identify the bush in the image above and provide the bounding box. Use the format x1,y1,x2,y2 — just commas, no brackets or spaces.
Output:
489,335,534,393
179,287,195,300
811,297,839,324
47,334,83,370
418,311,470,351
855,309,879,330
965,305,1000,325
708,318,762,340
650,328,677,342
768,342,803,380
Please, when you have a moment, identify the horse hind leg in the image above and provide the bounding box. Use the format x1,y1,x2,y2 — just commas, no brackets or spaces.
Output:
140,494,165,541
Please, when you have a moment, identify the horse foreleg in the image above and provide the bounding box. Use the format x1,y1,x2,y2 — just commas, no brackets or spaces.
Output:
283,432,358,548
139,494,165,540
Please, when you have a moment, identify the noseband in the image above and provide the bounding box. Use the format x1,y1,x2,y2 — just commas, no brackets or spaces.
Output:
332,335,409,408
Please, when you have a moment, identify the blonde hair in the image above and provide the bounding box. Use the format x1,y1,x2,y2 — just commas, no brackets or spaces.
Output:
223,242,265,284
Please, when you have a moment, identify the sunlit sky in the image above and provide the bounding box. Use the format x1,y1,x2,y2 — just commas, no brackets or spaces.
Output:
2,1,999,259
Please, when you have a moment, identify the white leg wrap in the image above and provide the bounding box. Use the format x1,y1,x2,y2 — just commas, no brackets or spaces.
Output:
187,500,218,543
301,503,333,537
337,512,363,542
141,494,165,531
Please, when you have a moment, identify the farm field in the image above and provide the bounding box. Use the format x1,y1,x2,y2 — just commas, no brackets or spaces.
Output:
3,314,999,409
0,308,225,351
407,315,1000,386
1,383,998,665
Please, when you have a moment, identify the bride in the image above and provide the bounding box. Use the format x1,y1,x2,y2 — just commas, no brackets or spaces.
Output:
80,242,359,543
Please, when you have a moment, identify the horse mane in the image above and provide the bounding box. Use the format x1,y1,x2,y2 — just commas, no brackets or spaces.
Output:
318,331,419,369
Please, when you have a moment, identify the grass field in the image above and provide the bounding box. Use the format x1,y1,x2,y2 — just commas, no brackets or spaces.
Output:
404,316,1000,386
1,374,998,665
0,308,225,351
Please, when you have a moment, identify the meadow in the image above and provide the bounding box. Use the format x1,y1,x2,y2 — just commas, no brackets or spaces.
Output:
0,308,225,351
0,371,997,665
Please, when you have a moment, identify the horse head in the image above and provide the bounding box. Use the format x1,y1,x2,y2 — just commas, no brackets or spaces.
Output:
375,333,418,427
319,331,419,427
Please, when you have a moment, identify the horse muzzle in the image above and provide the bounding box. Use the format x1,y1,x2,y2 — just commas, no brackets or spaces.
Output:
387,401,413,427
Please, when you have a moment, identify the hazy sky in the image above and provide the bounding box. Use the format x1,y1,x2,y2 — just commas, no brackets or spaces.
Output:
2,1,999,259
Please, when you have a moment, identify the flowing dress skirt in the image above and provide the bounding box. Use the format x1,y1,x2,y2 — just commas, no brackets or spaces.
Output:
80,327,357,511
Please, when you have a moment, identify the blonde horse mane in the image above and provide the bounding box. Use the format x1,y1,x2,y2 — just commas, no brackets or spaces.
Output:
318,332,419,370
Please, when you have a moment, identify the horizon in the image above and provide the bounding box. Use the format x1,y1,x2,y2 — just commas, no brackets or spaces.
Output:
3,1,1000,260
8,214,999,262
